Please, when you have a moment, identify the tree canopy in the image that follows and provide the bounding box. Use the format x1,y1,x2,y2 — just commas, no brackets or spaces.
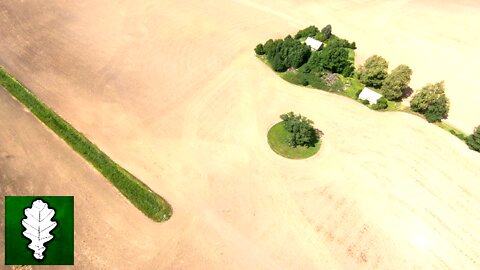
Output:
381,64,413,100
306,46,352,76
410,81,450,122
321,24,332,39
280,112,319,147
262,37,311,72
254,43,265,55
466,126,480,152
294,25,320,39
358,55,389,88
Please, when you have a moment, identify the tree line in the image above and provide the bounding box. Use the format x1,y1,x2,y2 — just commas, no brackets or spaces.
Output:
255,25,356,77
358,55,449,122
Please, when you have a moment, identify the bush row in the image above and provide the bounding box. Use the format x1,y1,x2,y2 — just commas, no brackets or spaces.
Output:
0,67,172,222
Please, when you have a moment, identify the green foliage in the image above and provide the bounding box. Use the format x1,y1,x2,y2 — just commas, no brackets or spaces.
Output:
342,76,364,99
321,24,332,39
327,37,356,49
381,64,413,100
254,43,265,55
358,55,389,88
361,99,370,105
280,112,319,147
466,126,480,152
342,65,355,77
410,81,450,122
267,122,321,159
0,67,172,222
371,97,388,110
264,37,311,71
307,45,351,74
314,32,328,42
271,53,287,72
294,25,320,39
281,72,308,86
283,36,311,68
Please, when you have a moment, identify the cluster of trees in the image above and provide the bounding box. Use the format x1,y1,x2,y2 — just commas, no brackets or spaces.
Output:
306,39,354,76
358,55,413,101
255,25,356,76
255,36,311,72
410,81,450,122
280,112,319,147
466,126,480,152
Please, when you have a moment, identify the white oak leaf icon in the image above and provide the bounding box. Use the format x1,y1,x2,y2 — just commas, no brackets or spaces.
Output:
21,199,57,260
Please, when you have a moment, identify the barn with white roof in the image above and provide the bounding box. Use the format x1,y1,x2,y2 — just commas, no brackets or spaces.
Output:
305,37,323,51
358,87,383,104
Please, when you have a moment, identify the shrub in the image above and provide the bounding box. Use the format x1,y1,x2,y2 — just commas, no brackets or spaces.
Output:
329,79,345,92
466,126,480,152
342,65,355,77
361,99,370,105
410,81,450,122
308,74,329,90
254,43,265,55
371,97,388,110
282,72,308,86
314,32,328,42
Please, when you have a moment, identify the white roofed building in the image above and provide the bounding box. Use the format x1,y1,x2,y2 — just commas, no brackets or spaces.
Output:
305,37,323,51
358,87,383,104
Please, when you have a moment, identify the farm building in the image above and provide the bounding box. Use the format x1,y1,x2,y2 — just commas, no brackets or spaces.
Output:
305,37,323,51
359,87,383,104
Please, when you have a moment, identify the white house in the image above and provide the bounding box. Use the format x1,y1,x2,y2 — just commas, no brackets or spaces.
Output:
358,87,382,104
305,37,323,51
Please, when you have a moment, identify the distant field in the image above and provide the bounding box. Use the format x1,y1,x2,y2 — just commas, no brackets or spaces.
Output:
1,0,479,269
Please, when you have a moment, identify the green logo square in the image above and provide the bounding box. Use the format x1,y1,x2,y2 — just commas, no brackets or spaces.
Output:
5,196,74,265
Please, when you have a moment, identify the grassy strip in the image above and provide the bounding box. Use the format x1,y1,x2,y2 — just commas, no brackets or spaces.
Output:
267,122,320,159
434,121,468,141
0,67,172,222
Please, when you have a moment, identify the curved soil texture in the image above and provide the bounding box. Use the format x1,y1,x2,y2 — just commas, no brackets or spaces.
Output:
1,1,480,269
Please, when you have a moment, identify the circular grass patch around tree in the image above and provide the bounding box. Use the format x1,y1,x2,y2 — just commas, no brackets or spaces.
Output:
267,122,321,159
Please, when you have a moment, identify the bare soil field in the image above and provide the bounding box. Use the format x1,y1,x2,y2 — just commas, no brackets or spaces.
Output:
1,0,480,269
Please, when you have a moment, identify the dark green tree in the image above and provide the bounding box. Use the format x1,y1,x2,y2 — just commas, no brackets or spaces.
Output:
466,126,480,152
410,81,450,122
280,112,319,147
254,43,265,55
307,46,351,74
271,54,287,72
294,25,320,39
358,55,389,88
381,64,413,100
321,24,332,39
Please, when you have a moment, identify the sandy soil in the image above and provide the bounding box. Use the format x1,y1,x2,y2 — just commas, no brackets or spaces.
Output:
1,0,480,269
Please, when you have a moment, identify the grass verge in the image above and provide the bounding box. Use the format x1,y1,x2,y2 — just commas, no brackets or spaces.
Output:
267,122,320,159
434,121,468,141
0,67,172,222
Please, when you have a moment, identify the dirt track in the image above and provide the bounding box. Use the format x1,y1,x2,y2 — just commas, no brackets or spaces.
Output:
1,0,480,269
